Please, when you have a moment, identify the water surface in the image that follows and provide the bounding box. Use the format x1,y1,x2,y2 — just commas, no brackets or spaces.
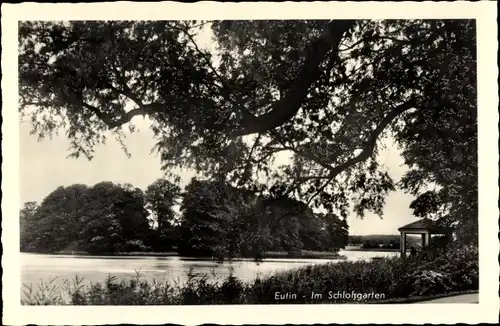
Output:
21,250,398,288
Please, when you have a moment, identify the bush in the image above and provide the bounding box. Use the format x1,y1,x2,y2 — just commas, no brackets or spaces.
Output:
389,243,478,297
390,270,456,297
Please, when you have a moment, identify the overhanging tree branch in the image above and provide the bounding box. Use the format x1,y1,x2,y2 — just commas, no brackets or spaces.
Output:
240,134,262,185
268,130,339,173
305,177,335,207
263,98,417,206
300,98,419,208
327,99,418,175
83,20,355,135
166,21,226,90
230,20,356,137
81,102,158,128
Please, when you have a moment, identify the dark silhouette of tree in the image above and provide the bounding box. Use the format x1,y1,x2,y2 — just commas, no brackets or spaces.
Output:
145,179,180,231
177,178,350,259
19,182,153,254
19,20,477,244
144,179,181,250
20,184,88,252
78,182,151,254
177,179,236,258
20,201,40,252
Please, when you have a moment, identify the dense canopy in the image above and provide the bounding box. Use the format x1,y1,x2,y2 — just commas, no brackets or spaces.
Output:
19,19,477,244
20,179,350,257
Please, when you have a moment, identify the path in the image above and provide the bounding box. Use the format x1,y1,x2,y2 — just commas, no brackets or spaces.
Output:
420,293,479,303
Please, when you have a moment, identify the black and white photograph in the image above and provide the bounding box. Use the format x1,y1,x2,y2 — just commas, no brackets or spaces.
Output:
2,2,498,325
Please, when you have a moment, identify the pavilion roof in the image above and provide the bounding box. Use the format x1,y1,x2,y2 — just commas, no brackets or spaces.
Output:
398,218,452,233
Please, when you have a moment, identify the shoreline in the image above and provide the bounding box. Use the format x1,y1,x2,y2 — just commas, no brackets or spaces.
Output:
343,247,405,252
22,250,347,260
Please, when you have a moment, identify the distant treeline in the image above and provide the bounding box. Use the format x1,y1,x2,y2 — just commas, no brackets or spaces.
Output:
20,178,349,259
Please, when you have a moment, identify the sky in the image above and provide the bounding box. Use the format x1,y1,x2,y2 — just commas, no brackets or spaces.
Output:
18,22,420,236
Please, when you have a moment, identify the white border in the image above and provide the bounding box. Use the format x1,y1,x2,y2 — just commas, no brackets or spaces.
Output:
2,2,498,325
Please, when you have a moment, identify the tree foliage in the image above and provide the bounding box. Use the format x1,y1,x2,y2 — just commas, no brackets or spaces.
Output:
177,178,349,259
143,178,182,250
20,178,349,258
20,185,88,252
19,19,477,243
145,179,180,230
20,182,152,254
77,182,151,253
20,201,41,252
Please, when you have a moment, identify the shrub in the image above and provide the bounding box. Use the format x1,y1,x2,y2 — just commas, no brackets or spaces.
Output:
390,270,456,297
388,243,478,297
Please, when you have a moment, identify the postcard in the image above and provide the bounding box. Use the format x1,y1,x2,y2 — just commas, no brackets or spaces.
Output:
2,1,498,324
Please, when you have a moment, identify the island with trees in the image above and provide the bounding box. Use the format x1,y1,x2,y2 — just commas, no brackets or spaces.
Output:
20,178,349,260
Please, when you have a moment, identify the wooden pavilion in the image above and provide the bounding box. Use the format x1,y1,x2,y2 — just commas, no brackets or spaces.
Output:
398,218,452,257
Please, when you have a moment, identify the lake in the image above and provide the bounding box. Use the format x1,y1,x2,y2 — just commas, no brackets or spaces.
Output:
21,250,398,289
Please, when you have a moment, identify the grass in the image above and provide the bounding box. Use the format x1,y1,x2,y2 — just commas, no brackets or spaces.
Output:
21,245,478,305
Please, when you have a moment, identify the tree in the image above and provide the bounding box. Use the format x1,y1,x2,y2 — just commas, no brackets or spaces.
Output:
176,178,350,258
177,179,236,258
144,178,180,236
20,201,40,251
19,182,157,254
78,182,151,254
261,196,304,252
113,184,151,243
19,20,477,244
318,213,349,251
21,184,89,252
143,179,181,251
